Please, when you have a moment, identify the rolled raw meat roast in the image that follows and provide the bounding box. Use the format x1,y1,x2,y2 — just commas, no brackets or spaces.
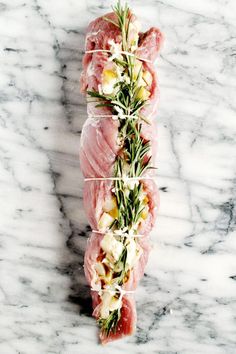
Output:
80,2,163,344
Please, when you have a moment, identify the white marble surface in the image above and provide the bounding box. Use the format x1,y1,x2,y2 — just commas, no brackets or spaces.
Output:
1,0,236,353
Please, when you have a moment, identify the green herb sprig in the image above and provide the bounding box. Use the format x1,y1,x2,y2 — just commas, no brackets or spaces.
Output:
98,309,120,337
87,1,153,337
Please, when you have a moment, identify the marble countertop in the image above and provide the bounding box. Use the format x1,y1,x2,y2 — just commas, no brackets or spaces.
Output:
1,0,236,353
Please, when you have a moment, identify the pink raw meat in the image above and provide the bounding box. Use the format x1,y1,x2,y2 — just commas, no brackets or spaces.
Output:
83,179,159,343
80,9,163,344
137,27,164,62
80,15,162,179
92,293,137,344
80,118,119,178
83,179,159,236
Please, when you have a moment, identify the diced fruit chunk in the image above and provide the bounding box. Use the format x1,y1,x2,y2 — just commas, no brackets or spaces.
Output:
103,196,117,212
143,195,149,205
136,86,150,100
132,59,142,80
140,207,148,220
103,196,118,218
100,292,122,319
98,212,114,231
102,69,117,82
142,70,152,87
101,69,117,94
126,238,138,267
101,233,123,261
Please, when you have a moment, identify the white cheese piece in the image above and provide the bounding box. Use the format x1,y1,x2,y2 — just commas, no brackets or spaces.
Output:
98,212,114,232
100,290,122,319
101,233,123,261
101,67,118,95
100,292,113,319
103,196,117,213
126,238,138,268
102,78,117,95
109,295,122,312
94,262,106,277
108,39,123,62
114,105,126,119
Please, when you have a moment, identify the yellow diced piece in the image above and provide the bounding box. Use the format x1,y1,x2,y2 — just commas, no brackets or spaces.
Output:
143,195,149,205
103,269,113,284
108,206,118,219
136,86,150,101
102,69,117,83
101,68,118,95
141,207,148,220
143,70,153,87
103,196,117,212
133,59,143,80
103,196,118,219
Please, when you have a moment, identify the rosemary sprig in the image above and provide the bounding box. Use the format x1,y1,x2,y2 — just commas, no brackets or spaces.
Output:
88,2,147,117
120,121,151,177
113,1,130,52
114,244,128,285
89,1,153,337
114,171,146,230
97,245,127,337
87,81,148,116
98,308,121,336
103,16,119,28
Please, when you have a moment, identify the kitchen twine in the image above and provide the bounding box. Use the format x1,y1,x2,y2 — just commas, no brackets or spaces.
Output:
86,114,152,126
87,114,138,120
85,49,152,123
84,176,157,182
84,175,157,239
91,284,134,296
87,114,137,118
84,39,154,299
85,49,151,63
91,229,144,238
84,49,153,294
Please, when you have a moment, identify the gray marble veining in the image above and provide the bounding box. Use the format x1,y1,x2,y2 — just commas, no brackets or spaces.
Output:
0,0,236,353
